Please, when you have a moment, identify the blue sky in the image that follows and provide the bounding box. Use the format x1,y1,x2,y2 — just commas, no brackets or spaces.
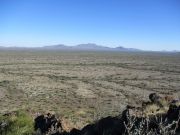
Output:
0,0,180,51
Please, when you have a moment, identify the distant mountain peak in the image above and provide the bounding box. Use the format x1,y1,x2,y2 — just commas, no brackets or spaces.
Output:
76,43,104,47
44,44,66,48
116,46,124,49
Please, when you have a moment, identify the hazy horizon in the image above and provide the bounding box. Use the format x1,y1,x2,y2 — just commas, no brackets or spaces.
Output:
0,0,180,51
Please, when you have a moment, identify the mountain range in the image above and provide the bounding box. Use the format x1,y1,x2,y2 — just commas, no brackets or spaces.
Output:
0,43,179,52
43,43,141,51
0,43,141,51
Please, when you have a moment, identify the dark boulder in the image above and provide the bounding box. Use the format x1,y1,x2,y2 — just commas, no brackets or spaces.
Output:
81,116,125,135
149,93,161,103
34,115,47,134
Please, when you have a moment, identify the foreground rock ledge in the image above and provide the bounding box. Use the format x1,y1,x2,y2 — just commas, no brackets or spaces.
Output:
0,93,180,135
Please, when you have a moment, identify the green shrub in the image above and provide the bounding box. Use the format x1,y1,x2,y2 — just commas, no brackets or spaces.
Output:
0,110,34,135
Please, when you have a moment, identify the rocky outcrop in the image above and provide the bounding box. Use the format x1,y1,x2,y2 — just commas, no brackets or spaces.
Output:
0,120,8,135
34,93,180,135
34,113,62,135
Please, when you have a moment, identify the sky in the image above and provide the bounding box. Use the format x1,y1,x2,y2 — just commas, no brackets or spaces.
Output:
0,0,180,51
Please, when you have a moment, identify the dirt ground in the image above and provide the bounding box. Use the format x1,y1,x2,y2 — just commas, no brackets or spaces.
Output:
0,51,179,128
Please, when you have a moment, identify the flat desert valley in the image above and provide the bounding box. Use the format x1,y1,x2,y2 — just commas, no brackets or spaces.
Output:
0,51,180,127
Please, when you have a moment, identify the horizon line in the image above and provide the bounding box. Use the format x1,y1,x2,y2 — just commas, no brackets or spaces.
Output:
0,43,179,52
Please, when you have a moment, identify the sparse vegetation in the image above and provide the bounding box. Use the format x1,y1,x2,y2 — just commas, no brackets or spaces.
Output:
0,51,180,134
0,110,34,135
